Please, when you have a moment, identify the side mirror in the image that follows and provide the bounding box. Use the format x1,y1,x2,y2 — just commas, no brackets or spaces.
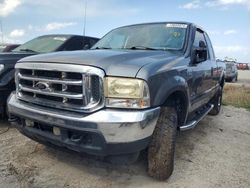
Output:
199,40,206,48
83,44,90,50
191,40,207,64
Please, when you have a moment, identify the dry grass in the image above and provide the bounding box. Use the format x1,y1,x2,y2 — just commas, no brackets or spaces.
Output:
223,84,250,110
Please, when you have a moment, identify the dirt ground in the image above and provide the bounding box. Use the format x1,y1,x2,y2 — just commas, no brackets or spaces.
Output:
0,70,249,188
0,105,250,188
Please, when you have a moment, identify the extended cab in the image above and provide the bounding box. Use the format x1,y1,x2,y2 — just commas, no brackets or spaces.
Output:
0,35,99,115
8,22,225,180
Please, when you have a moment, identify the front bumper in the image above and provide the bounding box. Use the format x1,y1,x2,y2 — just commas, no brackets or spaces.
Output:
225,73,236,80
8,93,160,156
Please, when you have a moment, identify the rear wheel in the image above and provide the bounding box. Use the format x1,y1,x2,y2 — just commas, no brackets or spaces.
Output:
209,86,222,115
235,75,238,82
147,106,177,180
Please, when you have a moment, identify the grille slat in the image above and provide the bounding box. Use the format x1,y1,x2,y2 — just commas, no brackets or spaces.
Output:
18,73,83,85
19,85,84,99
15,63,105,113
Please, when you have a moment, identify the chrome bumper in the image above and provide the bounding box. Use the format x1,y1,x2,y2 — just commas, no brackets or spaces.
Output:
8,93,160,143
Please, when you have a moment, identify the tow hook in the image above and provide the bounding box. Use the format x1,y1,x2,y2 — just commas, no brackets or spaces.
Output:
8,116,19,123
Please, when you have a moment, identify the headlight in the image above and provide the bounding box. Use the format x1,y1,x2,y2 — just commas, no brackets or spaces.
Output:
0,64,4,73
104,77,150,109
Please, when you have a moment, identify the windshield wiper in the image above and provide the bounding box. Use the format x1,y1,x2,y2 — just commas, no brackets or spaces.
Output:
127,46,159,51
19,48,37,53
93,46,161,51
93,47,112,50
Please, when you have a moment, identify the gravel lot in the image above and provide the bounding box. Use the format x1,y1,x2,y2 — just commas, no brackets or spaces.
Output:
0,105,250,188
0,70,249,188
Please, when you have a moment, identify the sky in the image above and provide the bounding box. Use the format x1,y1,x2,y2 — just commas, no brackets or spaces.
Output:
0,0,250,63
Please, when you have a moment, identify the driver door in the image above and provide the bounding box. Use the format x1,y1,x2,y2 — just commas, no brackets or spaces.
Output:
189,29,213,112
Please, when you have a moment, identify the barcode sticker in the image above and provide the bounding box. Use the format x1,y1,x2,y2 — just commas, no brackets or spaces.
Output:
53,37,67,41
166,23,188,28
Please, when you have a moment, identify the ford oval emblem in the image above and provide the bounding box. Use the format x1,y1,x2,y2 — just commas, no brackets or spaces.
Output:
35,82,50,91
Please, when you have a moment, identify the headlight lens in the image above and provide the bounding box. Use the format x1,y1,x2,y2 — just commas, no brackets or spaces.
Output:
105,77,150,109
0,64,4,73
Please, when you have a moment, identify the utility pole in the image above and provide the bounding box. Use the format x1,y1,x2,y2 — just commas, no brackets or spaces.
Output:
83,0,87,36
0,19,3,44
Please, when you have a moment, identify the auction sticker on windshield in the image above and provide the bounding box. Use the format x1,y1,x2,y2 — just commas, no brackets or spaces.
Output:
166,23,188,28
53,37,67,41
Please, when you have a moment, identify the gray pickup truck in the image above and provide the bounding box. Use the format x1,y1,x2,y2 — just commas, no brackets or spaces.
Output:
8,22,225,180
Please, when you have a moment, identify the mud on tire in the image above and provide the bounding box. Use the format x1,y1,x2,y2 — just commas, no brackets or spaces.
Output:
147,106,177,180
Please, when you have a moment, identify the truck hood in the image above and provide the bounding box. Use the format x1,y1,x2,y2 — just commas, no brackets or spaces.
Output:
19,50,181,77
0,52,36,66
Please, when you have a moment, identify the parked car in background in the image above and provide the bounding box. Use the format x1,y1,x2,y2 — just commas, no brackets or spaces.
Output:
225,61,238,82
0,34,99,115
0,44,20,52
237,63,249,70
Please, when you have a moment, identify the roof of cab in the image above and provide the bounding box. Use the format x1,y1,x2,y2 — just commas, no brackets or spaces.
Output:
111,21,205,32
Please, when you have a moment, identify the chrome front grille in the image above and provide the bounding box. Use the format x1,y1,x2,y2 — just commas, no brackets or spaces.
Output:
15,63,105,112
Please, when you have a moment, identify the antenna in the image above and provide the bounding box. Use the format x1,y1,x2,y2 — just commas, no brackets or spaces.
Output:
83,0,87,36
0,19,3,44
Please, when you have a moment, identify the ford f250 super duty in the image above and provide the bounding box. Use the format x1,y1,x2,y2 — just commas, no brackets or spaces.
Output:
8,22,225,180
0,35,99,115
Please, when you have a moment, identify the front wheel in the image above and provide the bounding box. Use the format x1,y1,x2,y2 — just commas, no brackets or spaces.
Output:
209,86,222,115
147,106,177,180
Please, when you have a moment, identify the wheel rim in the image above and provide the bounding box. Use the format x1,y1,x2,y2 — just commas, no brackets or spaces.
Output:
218,94,222,109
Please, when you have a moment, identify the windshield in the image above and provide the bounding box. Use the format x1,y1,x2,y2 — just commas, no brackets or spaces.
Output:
92,23,188,51
13,36,70,53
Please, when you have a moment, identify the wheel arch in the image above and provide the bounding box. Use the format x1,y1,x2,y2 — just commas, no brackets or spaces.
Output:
148,75,190,127
163,89,189,128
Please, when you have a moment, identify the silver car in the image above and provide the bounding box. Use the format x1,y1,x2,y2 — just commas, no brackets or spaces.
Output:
225,61,238,82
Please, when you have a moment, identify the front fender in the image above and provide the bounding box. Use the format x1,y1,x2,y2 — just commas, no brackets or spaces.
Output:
148,74,190,107
0,69,15,87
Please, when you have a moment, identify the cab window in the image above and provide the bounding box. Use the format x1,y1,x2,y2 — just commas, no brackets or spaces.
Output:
204,33,215,60
193,30,209,59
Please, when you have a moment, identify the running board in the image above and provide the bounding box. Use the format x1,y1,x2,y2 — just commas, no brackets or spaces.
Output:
180,104,214,131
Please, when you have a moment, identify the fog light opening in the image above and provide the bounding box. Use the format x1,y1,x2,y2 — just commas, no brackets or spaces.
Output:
53,127,61,136
25,119,34,127
70,134,83,143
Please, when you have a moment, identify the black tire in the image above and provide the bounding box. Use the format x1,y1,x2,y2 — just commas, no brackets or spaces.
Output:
5,104,9,119
235,75,238,82
209,86,222,115
232,76,236,82
147,106,177,180
0,104,7,120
